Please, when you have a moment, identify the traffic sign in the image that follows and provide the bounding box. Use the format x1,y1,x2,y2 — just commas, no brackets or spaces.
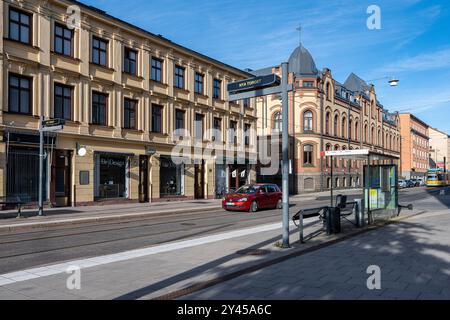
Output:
227,74,280,94
43,118,66,127
41,125,63,132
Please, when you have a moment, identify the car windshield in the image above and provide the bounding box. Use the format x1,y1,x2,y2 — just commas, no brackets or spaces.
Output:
235,186,258,194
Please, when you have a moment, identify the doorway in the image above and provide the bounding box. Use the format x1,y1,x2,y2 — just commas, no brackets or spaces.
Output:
194,160,205,199
51,150,72,207
139,155,149,202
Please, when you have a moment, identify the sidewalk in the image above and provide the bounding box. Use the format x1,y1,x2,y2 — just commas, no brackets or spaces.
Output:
0,199,222,234
0,194,442,300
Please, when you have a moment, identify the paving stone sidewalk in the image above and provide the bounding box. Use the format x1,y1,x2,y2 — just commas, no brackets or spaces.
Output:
183,209,450,300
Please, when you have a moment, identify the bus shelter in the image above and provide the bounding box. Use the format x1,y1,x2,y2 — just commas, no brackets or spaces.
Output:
324,149,400,224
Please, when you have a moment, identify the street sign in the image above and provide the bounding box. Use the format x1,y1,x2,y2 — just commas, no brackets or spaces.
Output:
43,118,66,127
227,74,280,94
41,125,63,132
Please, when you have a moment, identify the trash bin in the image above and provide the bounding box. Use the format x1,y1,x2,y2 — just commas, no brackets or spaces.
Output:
325,207,341,234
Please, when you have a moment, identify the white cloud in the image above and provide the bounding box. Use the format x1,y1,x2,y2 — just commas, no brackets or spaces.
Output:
382,48,450,73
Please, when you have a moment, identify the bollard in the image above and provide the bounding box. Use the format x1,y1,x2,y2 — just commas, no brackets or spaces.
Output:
299,211,304,243
354,199,365,228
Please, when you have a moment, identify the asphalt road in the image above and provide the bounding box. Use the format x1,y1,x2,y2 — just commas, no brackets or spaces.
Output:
0,187,436,274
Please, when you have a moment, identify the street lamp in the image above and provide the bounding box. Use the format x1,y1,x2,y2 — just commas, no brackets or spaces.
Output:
366,76,400,87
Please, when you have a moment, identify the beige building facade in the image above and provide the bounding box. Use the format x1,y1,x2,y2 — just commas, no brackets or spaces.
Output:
399,113,430,179
0,0,257,207
428,127,449,170
253,45,401,193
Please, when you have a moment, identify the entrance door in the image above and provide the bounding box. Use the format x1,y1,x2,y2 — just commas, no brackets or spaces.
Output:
51,150,72,207
194,160,205,199
139,155,149,203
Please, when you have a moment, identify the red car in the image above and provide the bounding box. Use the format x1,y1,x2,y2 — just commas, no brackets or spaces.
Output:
222,184,282,212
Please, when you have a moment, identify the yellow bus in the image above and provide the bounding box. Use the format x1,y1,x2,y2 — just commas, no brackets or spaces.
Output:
426,169,449,187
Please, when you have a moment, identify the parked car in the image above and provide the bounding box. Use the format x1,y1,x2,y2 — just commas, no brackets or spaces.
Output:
222,184,282,212
405,180,415,188
416,178,426,186
398,180,407,188
410,179,420,187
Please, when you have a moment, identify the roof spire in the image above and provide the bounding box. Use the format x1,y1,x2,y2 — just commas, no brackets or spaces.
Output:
296,23,302,47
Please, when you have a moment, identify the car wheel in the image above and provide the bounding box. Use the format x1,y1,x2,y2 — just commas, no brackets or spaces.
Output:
249,200,258,212
276,199,282,209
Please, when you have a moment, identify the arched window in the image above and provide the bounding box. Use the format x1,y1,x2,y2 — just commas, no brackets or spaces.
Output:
325,112,331,135
334,114,339,137
371,126,375,145
364,124,368,143
326,83,331,100
341,117,347,138
273,112,282,132
303,144,313,165
378,129,381,146
349,119,353,140
303,111,313,132
355,121,359,141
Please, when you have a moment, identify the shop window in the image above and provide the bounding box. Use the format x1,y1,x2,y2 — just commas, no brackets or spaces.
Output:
160,156,184,196
95,154,128,199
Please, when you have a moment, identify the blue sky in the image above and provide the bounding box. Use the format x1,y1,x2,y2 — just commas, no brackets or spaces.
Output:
81,0,450,134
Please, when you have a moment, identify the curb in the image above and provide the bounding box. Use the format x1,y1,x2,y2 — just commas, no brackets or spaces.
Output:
0,205,222,234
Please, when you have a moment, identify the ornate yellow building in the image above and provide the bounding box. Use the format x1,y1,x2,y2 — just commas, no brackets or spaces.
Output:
254,45,401,193
0,0,257,207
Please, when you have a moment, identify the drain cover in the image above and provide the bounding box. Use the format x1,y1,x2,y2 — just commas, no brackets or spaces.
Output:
236,249,270,256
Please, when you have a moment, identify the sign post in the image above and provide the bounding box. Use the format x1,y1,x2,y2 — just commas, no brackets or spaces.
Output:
227,65,292,248
280,62,290,248
38,118,65,216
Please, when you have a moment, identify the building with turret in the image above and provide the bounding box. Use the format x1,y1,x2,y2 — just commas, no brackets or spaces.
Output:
253,45,401,193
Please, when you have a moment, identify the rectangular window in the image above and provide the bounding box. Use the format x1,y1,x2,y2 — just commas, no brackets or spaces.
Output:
175,109,185,130
213,117,221,141
174,65,185,89
54,83,72,120
229,120,237,145
8,74,31,114
244,123,251,146
151,104,163,133
213,79,221,99
92,92,107,125
151,58,163,82
124,48,137,75
303,81,314,88
54,24,73,56
9,8,31,44
195,113,204,140
243,98,250,108
92,36,108,66
124,98,137,129
195,72,204,94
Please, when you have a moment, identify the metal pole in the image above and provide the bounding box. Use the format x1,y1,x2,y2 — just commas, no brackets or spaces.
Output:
330,156,334,207
38,116,44,216
281,62,290,248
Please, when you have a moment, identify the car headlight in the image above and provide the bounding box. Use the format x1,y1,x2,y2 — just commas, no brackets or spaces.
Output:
237,198,247,202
